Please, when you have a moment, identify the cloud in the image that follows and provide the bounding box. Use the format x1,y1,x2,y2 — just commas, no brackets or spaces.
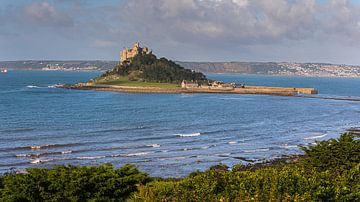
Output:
2,0,360,63
92,40,117,48
23,1,74,27
117,0,360,47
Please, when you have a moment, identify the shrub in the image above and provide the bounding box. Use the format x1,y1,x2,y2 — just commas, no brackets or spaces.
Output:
300,133,360,171
0,164,149,201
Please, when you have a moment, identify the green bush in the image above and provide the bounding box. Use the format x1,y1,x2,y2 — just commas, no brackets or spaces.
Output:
0,164,149,202
300,133,360,171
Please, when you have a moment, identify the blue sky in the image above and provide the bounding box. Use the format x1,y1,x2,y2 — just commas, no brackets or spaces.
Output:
1,0,360,65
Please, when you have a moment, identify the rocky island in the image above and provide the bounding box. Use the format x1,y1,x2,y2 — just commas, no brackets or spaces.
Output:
60,43,318,96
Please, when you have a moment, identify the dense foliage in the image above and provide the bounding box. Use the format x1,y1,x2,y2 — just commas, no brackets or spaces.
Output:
0,164,149,201
0,133,359,201
101,52,207,84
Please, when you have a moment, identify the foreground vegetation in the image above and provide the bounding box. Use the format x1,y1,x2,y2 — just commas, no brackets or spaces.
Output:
0,133,359,201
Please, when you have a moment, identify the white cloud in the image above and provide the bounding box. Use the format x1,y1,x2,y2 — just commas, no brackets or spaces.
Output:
23,1,73,27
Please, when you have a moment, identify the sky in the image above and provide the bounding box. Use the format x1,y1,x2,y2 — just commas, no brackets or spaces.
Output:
1,0,360,64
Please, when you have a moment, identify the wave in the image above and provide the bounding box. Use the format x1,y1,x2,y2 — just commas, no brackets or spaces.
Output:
15,143,80,151
47,84,63,88
243,148,270,153
159,155,197,161
217,153,231,157
201,144,216,149
176,133,201,137
279,144,298,149
0,128,34,133
30,157,67,164
26,85,42,88
202,128,238,135
146,144,161,148
120,152,152,157
16,150,73,158
87,126,152,134
304,133,327,140
76,156,106,160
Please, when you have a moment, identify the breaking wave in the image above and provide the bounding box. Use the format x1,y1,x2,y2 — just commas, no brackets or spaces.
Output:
146,144,161,148
242,148,270,153
15,143,80,151
121,152,152,157
16,150,73,158
26,85,42,88
30,158,67,164
279,144,298,149
304,133,327,140
176,133,201,137
76,156,106,160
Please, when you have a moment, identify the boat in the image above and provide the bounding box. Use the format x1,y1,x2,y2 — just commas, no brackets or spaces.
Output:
1,69,8,74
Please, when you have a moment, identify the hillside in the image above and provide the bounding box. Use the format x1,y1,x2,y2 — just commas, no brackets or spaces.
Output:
3,59,360,77
177,61,360,77
0,60,117,71
99,50,207,84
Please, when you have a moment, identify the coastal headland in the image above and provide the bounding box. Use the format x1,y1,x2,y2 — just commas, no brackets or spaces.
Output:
59,42,318,96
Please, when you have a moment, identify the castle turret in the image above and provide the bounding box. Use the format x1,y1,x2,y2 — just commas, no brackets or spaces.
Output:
120,42,151,64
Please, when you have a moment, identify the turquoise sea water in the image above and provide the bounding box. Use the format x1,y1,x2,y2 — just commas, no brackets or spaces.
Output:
0,71,360,177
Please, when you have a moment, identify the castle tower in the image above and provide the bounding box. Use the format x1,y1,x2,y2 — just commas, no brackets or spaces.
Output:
119,42,152,64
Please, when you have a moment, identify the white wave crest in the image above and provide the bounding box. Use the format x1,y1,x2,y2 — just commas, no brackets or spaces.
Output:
243,148,270,153
160,156,188,161
304,133,327,140
146,144,161,148
176,133,201,137
122,152,152,157
26,85,41,88
280,144,298,149
47,84,63,88
201,144,216,149
30,158,66,164
62,150,72,154
77,156,106,160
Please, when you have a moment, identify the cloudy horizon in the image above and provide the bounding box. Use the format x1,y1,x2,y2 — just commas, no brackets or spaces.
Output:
1,0,360,65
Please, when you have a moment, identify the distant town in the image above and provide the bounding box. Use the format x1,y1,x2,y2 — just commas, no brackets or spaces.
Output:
1,60,360,77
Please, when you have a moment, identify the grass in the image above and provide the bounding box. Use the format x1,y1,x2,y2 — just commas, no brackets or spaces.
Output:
94,76,180,88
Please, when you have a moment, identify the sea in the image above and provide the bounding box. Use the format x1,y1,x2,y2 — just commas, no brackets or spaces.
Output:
1,71,360,177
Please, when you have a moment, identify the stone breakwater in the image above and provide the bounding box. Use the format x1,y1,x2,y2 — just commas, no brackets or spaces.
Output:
59,83,318,96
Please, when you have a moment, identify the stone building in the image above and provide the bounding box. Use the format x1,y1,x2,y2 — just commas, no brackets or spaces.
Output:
120,42,152,64
181,80,199,88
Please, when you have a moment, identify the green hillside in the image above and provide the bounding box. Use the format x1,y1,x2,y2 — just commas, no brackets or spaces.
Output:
97,52,208,85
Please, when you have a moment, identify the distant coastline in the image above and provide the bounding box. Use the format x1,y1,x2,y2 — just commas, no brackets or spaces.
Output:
3,60,360,77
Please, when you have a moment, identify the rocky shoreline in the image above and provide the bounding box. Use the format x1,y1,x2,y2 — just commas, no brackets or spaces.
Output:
58,83,318,96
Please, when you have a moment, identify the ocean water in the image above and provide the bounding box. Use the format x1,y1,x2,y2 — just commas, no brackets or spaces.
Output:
1,71,360,177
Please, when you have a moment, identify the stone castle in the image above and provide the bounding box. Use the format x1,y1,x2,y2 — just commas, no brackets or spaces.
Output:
120,42,152,64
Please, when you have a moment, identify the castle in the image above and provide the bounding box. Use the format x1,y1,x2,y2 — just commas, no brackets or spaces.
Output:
120,42,152,64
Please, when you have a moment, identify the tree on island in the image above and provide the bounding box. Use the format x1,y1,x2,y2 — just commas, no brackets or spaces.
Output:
101,51,208,84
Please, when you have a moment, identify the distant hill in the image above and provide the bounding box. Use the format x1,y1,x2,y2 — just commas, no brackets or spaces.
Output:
2,60,360,77
177,61,360,77
0,60,117,71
